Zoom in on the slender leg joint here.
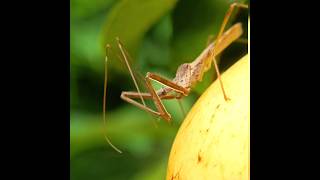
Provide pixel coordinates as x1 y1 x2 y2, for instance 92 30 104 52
146 72 189 96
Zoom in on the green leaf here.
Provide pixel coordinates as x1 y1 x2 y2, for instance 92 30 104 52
71 0 115 20
101 0 178 72
137 15 173 69
71 16 107 72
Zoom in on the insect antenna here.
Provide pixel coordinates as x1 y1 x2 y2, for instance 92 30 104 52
103 45 122 153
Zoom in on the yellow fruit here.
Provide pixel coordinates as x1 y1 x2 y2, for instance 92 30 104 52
166 54 249 180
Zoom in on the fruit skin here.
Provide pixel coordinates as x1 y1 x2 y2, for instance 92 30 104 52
166 54 249 180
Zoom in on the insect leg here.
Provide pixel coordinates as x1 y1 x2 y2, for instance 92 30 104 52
144 72 191 122
121 72 189 122
144 75 172 122
210 3 248 101
120 91 176 121
215 2 248 44
116 38 147 108
120 91 161 116
146 72 190 96
146 72 191 119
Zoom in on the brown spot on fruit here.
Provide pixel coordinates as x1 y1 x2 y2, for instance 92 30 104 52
171 171 180 180
197 153 202 163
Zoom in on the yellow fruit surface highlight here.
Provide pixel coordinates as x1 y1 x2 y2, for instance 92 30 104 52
166 54 249 180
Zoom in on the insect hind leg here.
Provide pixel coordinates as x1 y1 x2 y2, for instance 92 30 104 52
216 3 248 42
211 2 248 101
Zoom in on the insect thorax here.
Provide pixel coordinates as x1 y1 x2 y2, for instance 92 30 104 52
173 63 192 88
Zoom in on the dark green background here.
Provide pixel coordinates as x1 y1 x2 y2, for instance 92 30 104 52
71 0 248 179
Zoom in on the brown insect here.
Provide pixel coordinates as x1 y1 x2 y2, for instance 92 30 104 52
103 3 248 153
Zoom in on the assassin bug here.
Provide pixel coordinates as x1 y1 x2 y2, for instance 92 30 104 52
103 3 248 153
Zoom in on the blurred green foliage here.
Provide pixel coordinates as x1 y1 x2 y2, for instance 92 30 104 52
71 0 248 179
